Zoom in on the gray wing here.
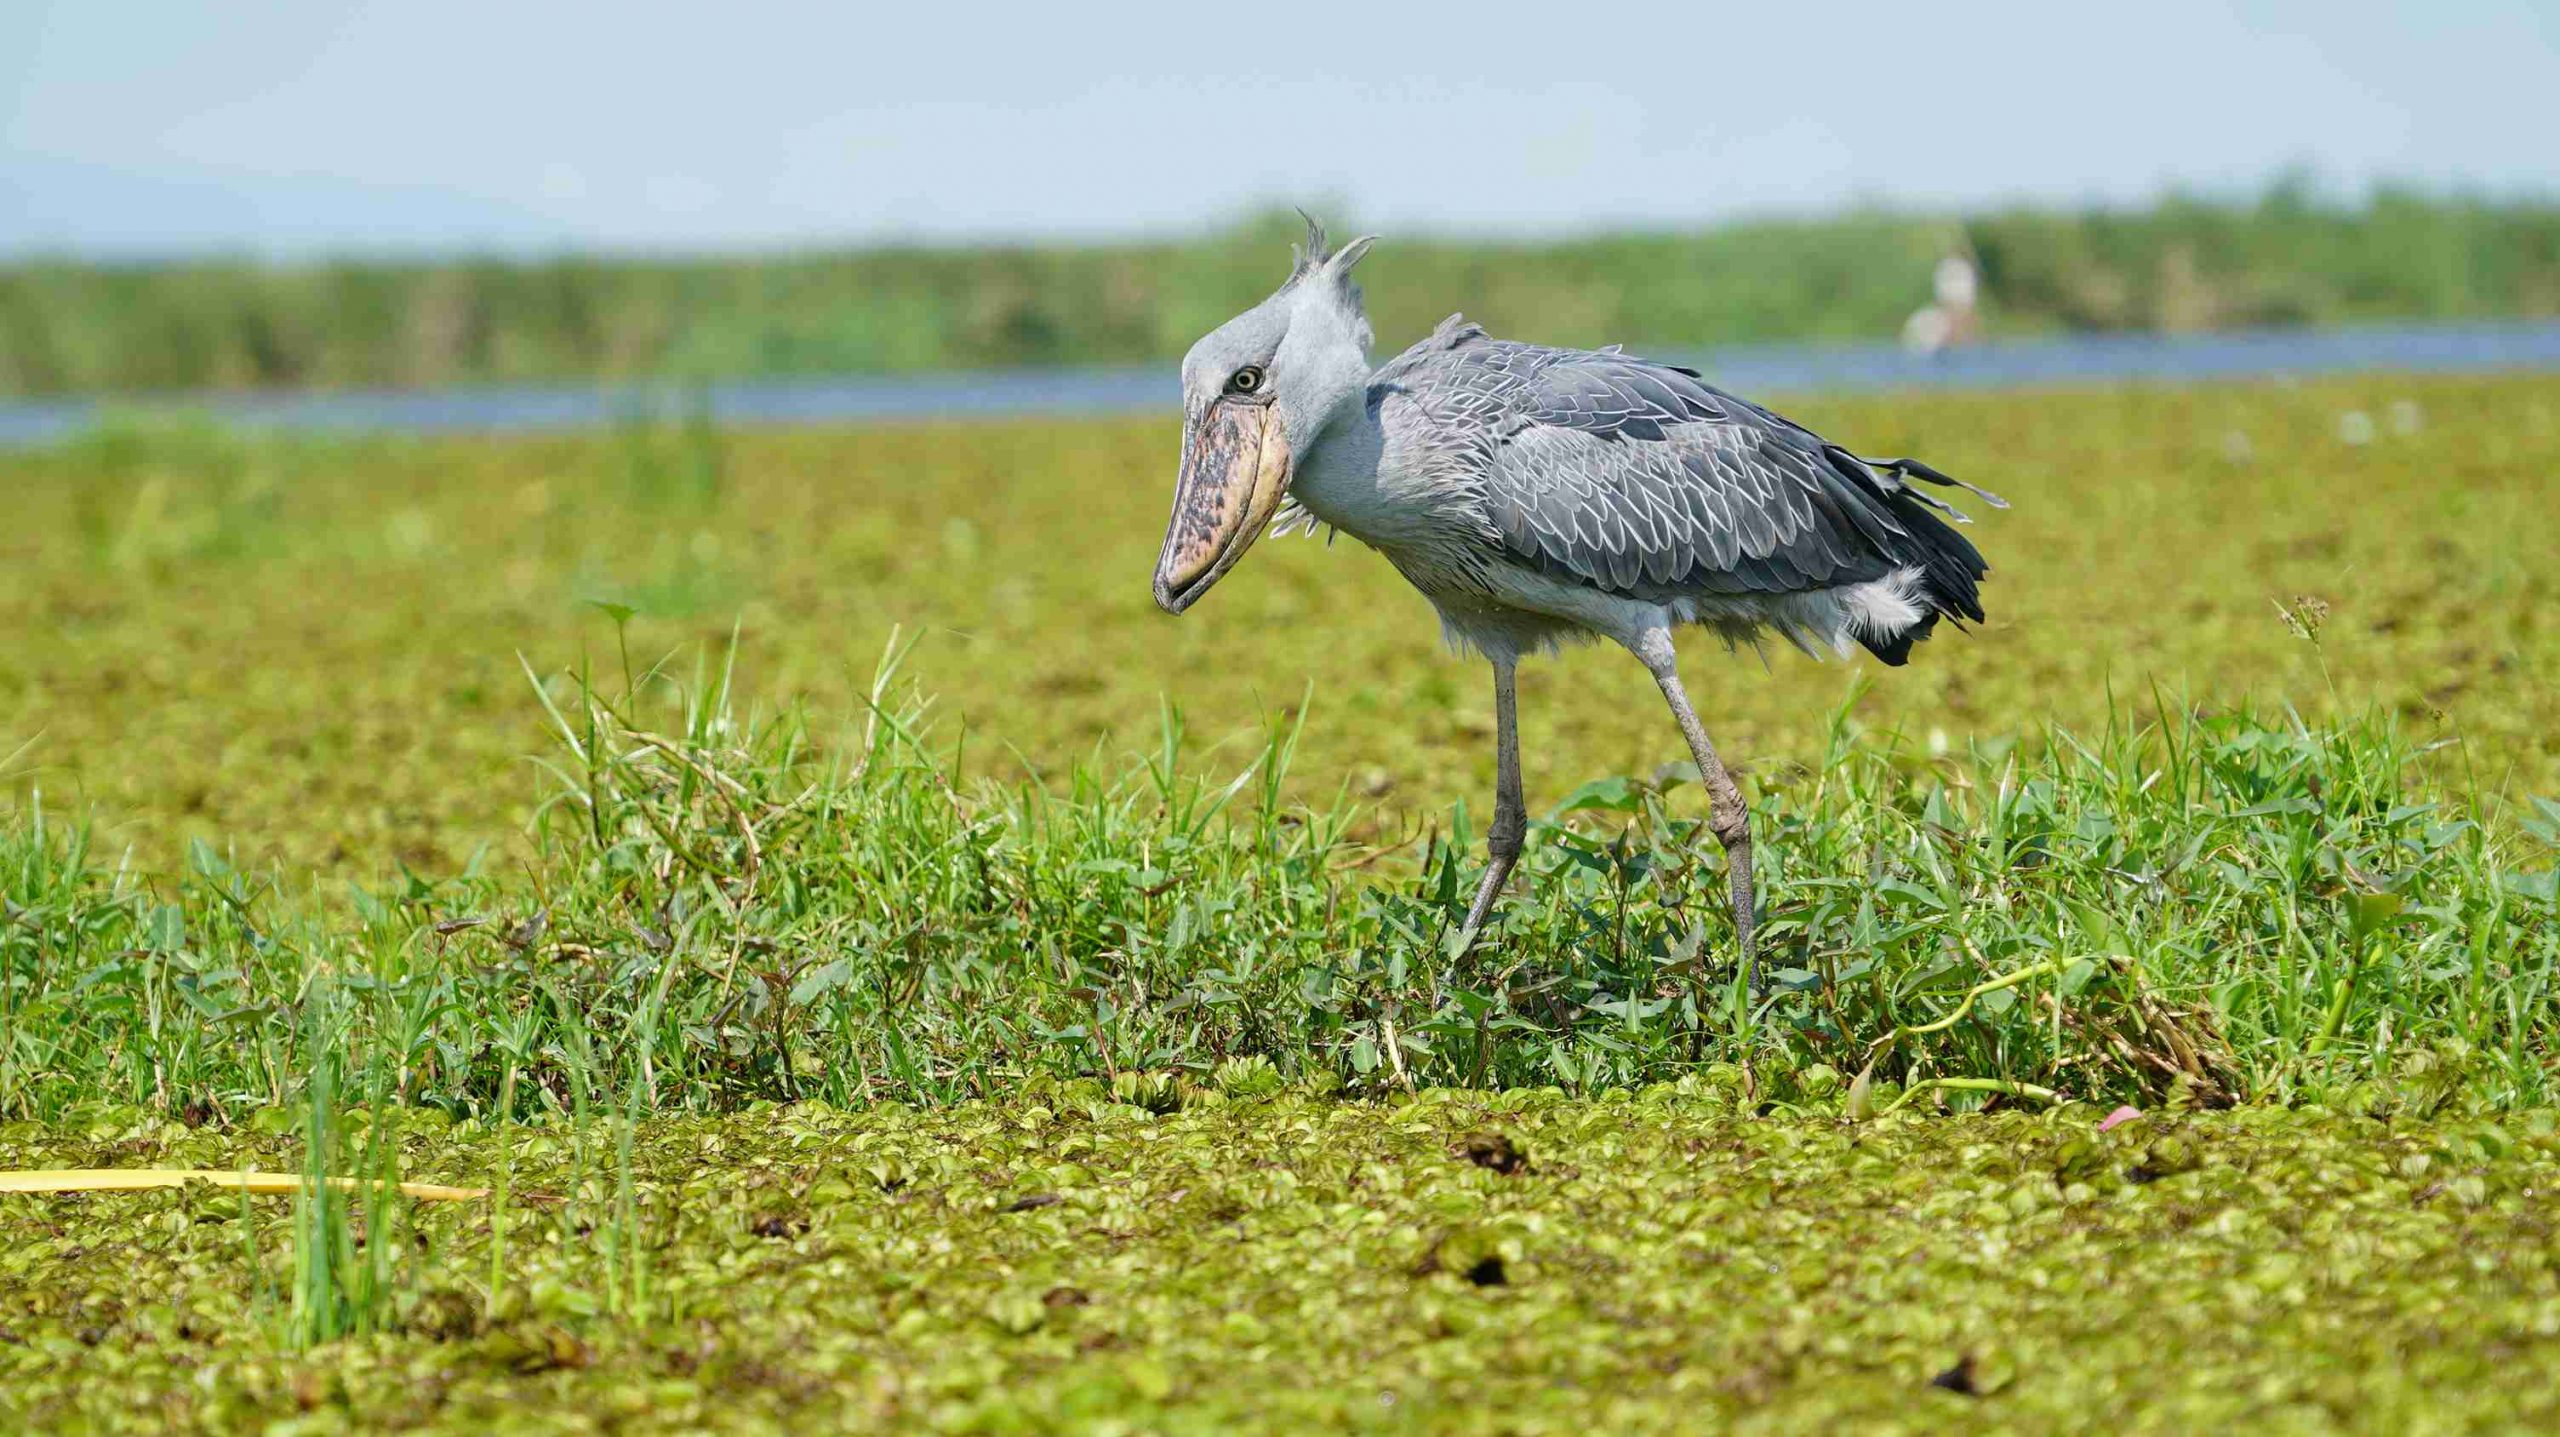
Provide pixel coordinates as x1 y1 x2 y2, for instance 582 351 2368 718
1378 323 1976 599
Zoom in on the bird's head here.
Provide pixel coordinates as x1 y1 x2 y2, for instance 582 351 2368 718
1153 215 1376 615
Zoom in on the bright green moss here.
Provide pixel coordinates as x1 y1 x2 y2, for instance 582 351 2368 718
5 1099 2557 1432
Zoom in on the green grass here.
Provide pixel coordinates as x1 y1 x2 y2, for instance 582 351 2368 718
4 636 2555 1122
7 184 2560 397
4 375 2560 1428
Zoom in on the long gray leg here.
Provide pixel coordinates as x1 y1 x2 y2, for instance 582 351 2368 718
1454 655 1525 954
1632 630 1758 992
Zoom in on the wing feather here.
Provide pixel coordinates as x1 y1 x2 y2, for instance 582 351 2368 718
1382 337 1931 598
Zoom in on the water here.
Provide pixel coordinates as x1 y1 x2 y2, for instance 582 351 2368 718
7 319 2560 449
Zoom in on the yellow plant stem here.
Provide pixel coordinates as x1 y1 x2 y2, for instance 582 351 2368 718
0 1169 488 1201
1868 957 2074 1052
1847 954 2087 1119
1875 1077 2062 1117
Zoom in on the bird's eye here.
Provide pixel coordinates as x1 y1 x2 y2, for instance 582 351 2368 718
1228 366 1265 395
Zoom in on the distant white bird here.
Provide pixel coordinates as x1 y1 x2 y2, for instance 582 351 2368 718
1154 220 2003 988
1902 252 1982 355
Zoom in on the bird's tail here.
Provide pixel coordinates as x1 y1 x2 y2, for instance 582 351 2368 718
1844 455 2000 667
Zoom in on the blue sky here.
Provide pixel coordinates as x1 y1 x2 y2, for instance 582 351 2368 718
4 1 2556 257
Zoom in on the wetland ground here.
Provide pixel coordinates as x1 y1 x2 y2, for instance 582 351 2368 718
4 372 2559 1430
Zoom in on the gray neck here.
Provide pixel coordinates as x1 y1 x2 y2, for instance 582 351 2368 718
1288 377 1391 539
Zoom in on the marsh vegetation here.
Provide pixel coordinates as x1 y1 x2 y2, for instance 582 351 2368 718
4 373 2559 1429
8 186 2560 397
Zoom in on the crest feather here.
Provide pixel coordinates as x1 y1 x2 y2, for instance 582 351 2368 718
1286 211 1375 282
1288 210 1333 282
1278 211 1378 350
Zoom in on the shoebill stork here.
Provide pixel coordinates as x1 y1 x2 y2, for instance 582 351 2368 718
1152 220 2001 988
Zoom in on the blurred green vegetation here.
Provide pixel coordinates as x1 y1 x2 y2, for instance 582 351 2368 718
5 184 2558 397
6 374 2555 879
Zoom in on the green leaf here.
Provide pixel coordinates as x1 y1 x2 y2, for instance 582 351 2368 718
1554 777 1643 814
2524 796 2560 846
790 958 857 1005
2347 891 2406 943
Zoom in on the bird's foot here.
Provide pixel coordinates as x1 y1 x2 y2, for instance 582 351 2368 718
1453 849 1521 958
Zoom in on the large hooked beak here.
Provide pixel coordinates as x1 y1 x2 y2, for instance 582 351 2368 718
1152 397 1292 614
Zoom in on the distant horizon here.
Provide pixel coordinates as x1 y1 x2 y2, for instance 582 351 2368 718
5 170 2553 268
7 2 2555 261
